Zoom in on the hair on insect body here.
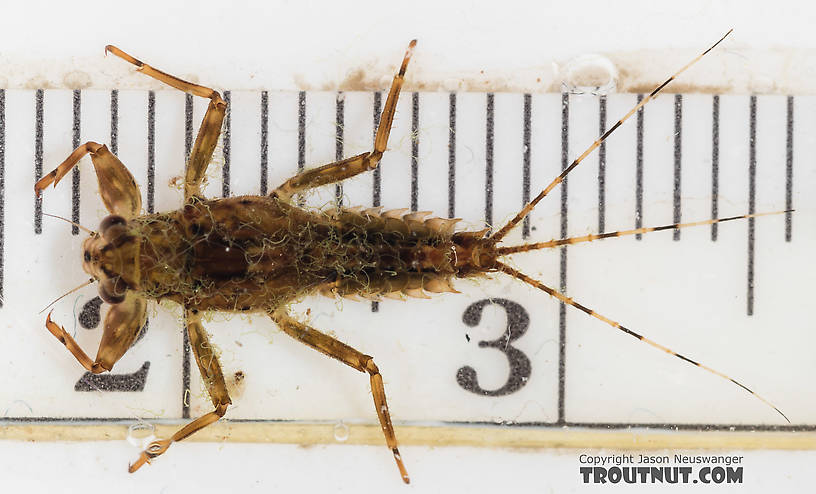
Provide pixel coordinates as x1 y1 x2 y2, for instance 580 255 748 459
35 30 790 483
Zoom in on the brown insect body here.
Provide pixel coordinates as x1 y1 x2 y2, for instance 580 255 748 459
88 196 484 312
37 32 786 482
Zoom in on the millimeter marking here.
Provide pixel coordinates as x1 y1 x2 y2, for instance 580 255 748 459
485 93 494 229
634 94 644 240
110 90 118 155
597 95 607 234
557 92 569 424
0 90 4 307
411 92 419 212
34 89 43 235
747 95 757 317
147 91 156 214
222 90 231 198
785 95 793 242
448 92 456 220
371 91 382 314
522 93 532 239
71 89 80 236
335 91 344 207
182 93 193 419
711 95 720 241
260 91 269 195
673 94 682 241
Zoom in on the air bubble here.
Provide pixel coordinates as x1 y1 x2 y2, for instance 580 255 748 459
3 400 32 416
127 422 156 448
333 421 349 442
562 54 618 96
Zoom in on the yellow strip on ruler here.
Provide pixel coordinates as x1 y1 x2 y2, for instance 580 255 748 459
2 423 815 450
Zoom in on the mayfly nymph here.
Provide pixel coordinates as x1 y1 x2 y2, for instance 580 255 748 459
36 31 788 483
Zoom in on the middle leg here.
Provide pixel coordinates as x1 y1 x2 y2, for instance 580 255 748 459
129 308 232 472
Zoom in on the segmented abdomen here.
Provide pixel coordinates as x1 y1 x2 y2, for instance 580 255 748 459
135 197 463 311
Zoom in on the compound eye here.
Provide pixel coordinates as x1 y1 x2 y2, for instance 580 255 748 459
100 215 129 244
84 251 91 262
100 215 126 233
100 214 126 231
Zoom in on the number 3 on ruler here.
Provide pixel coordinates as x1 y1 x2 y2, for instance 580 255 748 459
457 299 532 396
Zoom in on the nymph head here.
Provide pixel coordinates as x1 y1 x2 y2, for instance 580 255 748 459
82 215 140 304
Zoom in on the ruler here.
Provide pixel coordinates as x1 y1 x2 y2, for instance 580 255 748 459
0 88 813 445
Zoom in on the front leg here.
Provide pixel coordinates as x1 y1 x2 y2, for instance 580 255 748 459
44 291 147 374
105 45 227 202
35 141 142 219
269 308 410 484
272 40 416 203
129 308 231 472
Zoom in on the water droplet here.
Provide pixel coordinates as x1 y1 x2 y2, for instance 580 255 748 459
127 422 156 448
442 78 460 91
333 421 349 442
561 54 618 96
63 70 92 89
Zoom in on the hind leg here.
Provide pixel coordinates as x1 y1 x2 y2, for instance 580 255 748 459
272 40 416 203
269 308 410 484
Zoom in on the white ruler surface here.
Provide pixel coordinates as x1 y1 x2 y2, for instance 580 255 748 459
0 89 813 436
